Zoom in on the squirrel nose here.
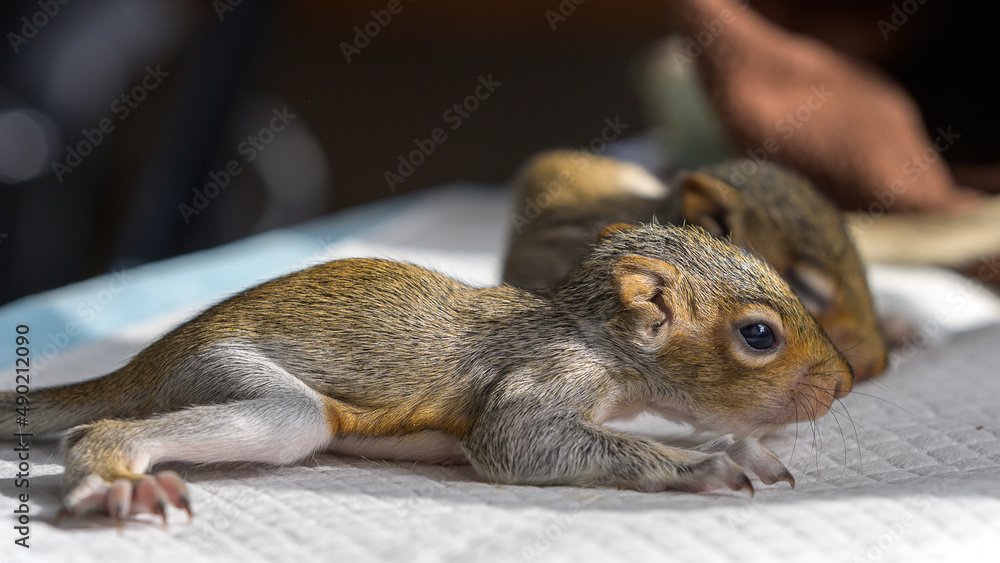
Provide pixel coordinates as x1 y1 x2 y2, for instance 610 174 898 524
833 379 850 399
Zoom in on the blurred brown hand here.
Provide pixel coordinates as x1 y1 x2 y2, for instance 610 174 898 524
674 0 981 212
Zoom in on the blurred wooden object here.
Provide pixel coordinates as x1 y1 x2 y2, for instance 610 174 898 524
846 197 1000 276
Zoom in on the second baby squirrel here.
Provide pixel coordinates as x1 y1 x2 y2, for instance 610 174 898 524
1 223 852 523
503 151 887 380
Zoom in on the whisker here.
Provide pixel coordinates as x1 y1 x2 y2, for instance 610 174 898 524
860 377 893 394
836 397 863 475
799 391 820 473
835 323 879 359
844 390 913 416
805 383 836 400
812 397 822 459
825 403 873 438
824 406 849 479
859 377 911 406
806 394 822 475
789 399 800 467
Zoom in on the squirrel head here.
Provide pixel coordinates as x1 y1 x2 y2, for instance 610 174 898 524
678 161 887 380
555 222 853 436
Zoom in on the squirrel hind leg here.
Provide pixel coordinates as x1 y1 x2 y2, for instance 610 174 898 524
58 383 334 525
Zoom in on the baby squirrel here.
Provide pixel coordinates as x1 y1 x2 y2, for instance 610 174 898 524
503 150 887 380
1 223 852 524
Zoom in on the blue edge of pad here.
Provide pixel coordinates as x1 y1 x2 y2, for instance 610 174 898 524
0 193 422 371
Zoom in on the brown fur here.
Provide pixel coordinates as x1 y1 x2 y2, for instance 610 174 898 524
1 223 851 523
503 150 887 379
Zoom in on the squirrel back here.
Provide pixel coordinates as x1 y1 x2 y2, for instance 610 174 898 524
2 223 851 441
1 223 854 521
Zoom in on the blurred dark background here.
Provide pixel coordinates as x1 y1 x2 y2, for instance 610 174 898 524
0 0 994 304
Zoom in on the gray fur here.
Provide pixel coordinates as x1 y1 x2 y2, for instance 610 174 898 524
0 223 851 519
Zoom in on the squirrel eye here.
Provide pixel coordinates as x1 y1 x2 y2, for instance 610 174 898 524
740 323 775 350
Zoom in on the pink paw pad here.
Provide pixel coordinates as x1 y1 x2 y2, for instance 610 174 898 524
57 470 191 525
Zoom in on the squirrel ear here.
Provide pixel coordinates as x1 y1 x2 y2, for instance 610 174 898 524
612 255 681 345
597 222 637 242
680 172 740 237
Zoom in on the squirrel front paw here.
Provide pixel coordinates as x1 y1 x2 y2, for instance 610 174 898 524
644 451 754 496
695 435 795 488
727 437 795 487
57 470 191 525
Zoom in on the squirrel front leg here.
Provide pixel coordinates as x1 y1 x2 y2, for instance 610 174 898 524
692 435 795 487
461 403 753 495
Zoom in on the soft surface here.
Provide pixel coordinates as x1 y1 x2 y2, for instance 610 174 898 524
3 182 1000 563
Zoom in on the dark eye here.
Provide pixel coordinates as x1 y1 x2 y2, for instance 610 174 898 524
740 323 775 350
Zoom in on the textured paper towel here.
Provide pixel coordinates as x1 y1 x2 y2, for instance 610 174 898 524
2 184 1000 563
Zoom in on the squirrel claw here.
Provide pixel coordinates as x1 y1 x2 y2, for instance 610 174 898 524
58 470 191 526
775 467 795 489
151 470 192 521
107 479 132 523
133 477 170 526
177 493 194 521
723 436 796 489
673 452 754 496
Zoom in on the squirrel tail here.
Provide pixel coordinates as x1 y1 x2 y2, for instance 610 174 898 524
1 369 142 438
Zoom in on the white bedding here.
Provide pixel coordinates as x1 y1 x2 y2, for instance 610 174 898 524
3 182 1000 563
